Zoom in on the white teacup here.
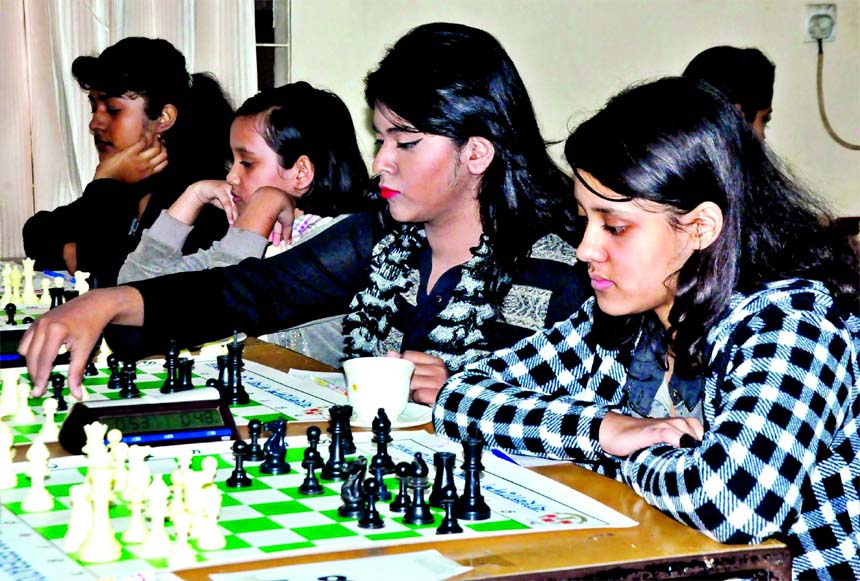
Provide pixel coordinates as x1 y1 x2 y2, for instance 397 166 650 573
342 357 415 423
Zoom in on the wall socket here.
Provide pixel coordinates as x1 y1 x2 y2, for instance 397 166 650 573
805 3 837 42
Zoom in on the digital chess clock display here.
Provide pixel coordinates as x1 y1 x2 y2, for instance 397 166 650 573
101 409 225 434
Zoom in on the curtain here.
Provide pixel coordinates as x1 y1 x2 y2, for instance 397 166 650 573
0 0 257 260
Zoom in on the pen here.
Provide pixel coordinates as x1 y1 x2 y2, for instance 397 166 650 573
491 448 519 465
312 375 346 395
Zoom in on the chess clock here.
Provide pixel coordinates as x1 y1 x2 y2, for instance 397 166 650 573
59 387 238 454
1 326 69 369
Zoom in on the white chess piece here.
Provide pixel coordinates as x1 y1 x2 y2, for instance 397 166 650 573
121 479 149 544
0 264 11 307
74 271 91 295
167 509 196 568
195 484 226 551
0 368 20 418
0 421 18 489
82 422 110 471
38 279 51 307
140 476 172 559
38 397 60 441
63 482 93 552
21 437 54 512
21 258 39 306
12 382 35 423
8 266 22 306
77 465 121 562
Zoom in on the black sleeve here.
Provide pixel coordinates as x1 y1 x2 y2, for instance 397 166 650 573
105 212 383 359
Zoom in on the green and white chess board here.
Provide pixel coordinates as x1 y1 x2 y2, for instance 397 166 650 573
0 431 636 580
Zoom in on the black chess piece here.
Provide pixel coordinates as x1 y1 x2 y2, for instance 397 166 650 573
4 303 16 326
454 424 491 521
403 453 434 525
21 316 34 324
429 452 458 508
63 290 79 303
368 454 392 502
334 404 356 455
321 405 351 481
118 361 141 399
338 457 367 518
298 426 324 495
48 286 64 309
371 408 396 474
84 361 98 377
357 477 385 529
206 354 228 394
226 440 253 487
160 340 181 394
50 373 68 412
176 358 195 391
260 418 290 474
245 419 265 462
107 354 121 390
388 461 412 513
436 487 463 535
223 338 249 405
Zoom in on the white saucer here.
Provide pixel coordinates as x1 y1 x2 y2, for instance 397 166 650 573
333 403 433 429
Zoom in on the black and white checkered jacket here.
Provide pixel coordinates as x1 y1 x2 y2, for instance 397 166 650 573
434 279 860 580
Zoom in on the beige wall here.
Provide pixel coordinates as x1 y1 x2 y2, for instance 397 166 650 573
291 0 860 215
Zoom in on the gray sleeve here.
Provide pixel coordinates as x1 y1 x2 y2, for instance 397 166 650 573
117 211 268 283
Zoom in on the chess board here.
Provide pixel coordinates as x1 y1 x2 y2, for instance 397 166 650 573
0 431 636 580
4 356 348 446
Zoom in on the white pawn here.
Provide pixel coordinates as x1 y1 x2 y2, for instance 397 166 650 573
8 266 22 306
12 382 35 423
140 476 171 559
0 264 11 306
38 397 60 441
63 482 93 552
107 429 129 496
22 437 54 512
0 368 20 418
121 479 149 543
21 258 39 306
74 271 90 295
77 466 121 563
38 279 51 308
167 509 196 568
195 485 226 551
0 421 18 489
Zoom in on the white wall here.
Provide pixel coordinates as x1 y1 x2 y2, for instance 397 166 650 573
291 0 860 215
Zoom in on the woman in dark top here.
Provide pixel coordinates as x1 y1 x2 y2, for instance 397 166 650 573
22 37 232 287
21 23 589 405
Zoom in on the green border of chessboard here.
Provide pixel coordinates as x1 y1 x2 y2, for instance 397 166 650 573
2 446 530 577
6 366 293 446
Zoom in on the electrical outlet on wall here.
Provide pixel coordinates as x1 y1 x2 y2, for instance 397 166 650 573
804 3 837 42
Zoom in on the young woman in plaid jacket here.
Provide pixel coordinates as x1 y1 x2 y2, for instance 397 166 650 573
435 77 860 579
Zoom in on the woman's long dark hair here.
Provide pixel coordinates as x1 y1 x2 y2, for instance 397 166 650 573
236 82 370 216
565 77 859 377
364 22 574 287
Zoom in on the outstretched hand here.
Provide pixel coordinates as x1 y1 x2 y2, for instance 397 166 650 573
168 180 236 225
599 411 705 457
386 350 449 405
94 137 168 183
17 287 144 399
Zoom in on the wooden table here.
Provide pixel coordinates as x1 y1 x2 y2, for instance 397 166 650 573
173 341 792 580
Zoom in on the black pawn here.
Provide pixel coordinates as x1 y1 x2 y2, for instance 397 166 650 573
436 487 463 535
455 424 491 521
368 454 392 502
21 316 34 324
226 441 252 487
63 290 79 303
245 419 265 462
429 452 459 508
370 409 396 474
298 426 324 495
357 477 385 529
107 354 121 390
119 361 140 399
403 453 434 525
4 303 16 325
389 461 412 513
84 361 98 377
48 286 64 309
50 373 68 412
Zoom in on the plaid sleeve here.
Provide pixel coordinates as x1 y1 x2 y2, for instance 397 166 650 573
433 299 629 462
620 300 857 547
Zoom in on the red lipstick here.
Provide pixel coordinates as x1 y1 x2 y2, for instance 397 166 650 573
380 186 400 200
